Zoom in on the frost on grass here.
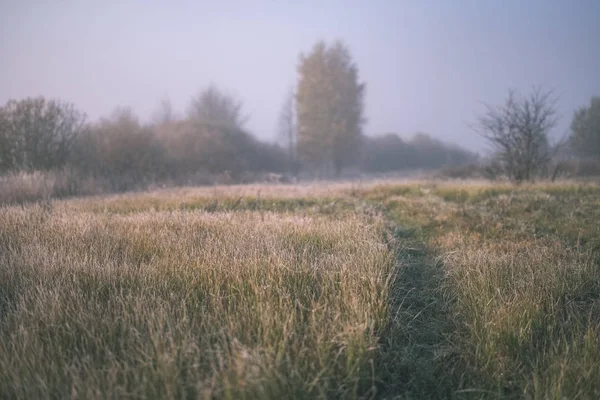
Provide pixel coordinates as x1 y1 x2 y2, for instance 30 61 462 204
0 205 392 399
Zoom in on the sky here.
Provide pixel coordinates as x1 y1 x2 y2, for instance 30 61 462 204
1 0 599 152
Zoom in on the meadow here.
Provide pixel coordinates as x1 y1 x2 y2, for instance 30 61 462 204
1 180 599 399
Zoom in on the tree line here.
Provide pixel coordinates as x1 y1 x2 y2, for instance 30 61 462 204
0 89 293 192
1 39 599 189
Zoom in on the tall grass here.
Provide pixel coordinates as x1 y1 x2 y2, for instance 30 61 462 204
1 180 599 398
374 182 600 398
0 170 105 205
0 203 393 399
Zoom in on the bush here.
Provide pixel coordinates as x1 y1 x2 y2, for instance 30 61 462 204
71 108 167 192
156 120 287 180
0 97 85 172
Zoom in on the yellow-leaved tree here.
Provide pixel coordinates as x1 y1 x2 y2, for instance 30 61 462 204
296 40 365 177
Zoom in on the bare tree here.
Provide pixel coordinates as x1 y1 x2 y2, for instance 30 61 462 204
473 87 559 182
277 87 297 175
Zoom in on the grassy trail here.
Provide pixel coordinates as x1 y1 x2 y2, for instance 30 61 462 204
1 181 599 399
362 182 600 399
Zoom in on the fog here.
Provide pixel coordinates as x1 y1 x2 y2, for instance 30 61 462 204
2 1 598 153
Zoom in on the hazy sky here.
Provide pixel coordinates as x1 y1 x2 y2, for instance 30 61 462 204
1 0 599 152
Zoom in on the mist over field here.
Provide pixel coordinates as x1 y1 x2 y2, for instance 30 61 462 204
2 1 599 151
1 2 600 399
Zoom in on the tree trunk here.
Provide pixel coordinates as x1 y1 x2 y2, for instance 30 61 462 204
334 161 342 178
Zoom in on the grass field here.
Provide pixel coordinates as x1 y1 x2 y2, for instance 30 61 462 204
1 180 600 399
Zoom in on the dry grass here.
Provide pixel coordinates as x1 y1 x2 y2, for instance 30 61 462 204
0 202 392 399
370 181 600 398
0 170 104 205
1 179 600 399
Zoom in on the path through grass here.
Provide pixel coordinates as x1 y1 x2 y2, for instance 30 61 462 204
1 181 599 399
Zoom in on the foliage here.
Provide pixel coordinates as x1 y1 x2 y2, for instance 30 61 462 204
71 108 166 191
157 119 288 181
363 132 478 172
0 97 86 172
296 40 365 176
152 96 176 125
570 96 600 159
187 85 248 130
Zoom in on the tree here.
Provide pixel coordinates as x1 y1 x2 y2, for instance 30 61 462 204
152 96 176 125
0 97 86 172
0 110 11 172
187 85 248 130
296 40 365 177
570 97 600 159
473 87 559 182
277 87 297 174
73 107 165 191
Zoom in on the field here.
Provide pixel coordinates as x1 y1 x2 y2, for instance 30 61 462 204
1 180 600 399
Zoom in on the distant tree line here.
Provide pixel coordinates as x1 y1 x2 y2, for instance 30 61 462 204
1 39 599 191
0 94 475 190
0 88 288 191
362 132 478 172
